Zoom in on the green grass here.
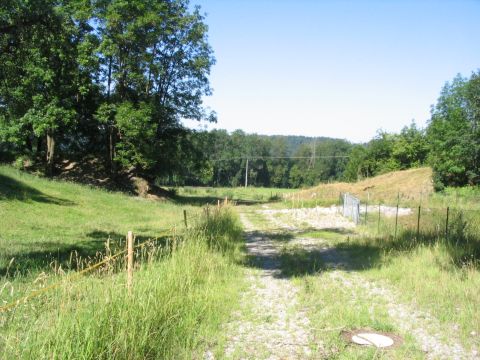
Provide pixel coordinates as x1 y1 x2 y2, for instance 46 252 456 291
425 186 480 210
175 185 292 205
248 210 424 358
0 166 248 359
0 165 200 277
343 227 480 348
1 208 246 359
296 275 424 359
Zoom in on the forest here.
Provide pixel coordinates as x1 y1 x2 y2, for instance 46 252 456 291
1 0 479 190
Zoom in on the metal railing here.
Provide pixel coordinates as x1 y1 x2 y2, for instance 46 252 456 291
341 192 360 224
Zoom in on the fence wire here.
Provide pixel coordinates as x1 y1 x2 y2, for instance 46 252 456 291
0 205 216 313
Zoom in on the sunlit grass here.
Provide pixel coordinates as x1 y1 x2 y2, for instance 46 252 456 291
1 204 246 359
0 165 199 277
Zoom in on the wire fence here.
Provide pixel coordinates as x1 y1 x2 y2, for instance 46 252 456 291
354 197 480 262
0 199 227 314
337 192 480 261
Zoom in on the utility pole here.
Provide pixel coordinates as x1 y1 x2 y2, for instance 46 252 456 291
312 139 316 167
245 158 249 188
309 139 316 168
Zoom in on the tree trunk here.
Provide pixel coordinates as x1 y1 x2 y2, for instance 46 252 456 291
25 136 32 153
36 136 42 157
108 125 116 176
46 129 55 176
106 56 117 176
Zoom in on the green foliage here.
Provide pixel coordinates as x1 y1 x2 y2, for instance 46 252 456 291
114 102 156 170
94 0 216 172
156 130 353 188
343 125 428 182
393 122 429 169
427 72 480 188
0 0 215 175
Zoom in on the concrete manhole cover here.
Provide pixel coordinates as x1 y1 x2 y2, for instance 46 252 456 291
341 329 403 349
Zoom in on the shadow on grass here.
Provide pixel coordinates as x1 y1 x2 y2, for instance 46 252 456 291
0 173 75 205
242 227 383 278
0 230 170 277
369 227 480 269
279 243 383 277
294 227 357 240
278 229 480 278
172 194 265 207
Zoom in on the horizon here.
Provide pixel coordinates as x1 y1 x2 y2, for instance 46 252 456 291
184 0 480 142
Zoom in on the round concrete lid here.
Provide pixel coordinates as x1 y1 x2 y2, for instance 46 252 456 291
351 333 394 348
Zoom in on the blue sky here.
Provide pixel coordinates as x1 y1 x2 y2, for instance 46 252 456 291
184 0 480 143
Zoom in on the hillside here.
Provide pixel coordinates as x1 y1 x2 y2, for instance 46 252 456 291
291 167 433 204
0 165 199 276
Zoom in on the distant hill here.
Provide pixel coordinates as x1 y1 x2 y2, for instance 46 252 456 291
288 167 433 204
259 135 351 156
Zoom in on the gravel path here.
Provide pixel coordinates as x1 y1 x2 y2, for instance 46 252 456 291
209 213 315 359
260 206 355 231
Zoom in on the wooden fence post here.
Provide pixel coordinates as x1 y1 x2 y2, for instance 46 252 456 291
183 209 188 229
416 205 421 241
365 200 368 225
394 193 400 240
445 207 450 240
377 202 381 234
127 231 134 294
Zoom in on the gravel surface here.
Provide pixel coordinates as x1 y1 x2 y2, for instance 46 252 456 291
209 214 315 359
209 206 477 359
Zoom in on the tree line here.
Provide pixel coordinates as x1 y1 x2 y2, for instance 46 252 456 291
157 130 352 188
345 71 480 191
1 1 479 190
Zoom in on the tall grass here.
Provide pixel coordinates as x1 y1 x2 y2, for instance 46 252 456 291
347 208 480 348
1 208 245 359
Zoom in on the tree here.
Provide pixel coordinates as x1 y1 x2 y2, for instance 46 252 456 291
343 145 367 181
392 122 428 169
427 72 480 189
95 0 216 176
0 0 97 174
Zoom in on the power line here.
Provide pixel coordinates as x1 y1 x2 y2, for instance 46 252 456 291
208 155 349 162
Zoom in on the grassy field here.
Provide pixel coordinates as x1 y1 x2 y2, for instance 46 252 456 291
3 165 480 358
0 166 247 359
0 165 206 277
174 185 292 205
239 207 426 359
236 167 480 356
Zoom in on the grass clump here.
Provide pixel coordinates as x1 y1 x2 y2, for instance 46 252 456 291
1 207 245 359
